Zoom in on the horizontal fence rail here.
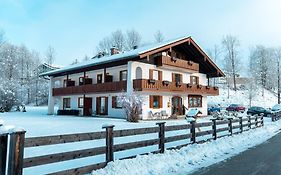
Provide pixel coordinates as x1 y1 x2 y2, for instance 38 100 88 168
0 114 272 175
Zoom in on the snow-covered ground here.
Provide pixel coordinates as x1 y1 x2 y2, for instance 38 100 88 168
92 118 281 175
208 86 277 108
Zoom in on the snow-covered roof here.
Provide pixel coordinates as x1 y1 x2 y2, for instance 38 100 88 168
40 36 190 77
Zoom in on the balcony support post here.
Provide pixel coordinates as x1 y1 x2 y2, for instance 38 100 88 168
127 61 134 93
47 76 55 115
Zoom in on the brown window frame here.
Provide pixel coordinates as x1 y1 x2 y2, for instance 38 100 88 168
112 96 123 109
149 69 162 81
78 97 84 108
149 95 163 109
63 98 71 109
190 76 199 85
97 74 103 84
188 95 202 108
172 73 182 83
119 70 127 81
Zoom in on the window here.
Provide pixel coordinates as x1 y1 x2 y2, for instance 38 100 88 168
112 96 123 108
63 98 71 109
120 70 127 81
173 73 182 83
97 74 103 83
78 97 84 108
190 76 199 85
149 95 162 109
188 95 202 108
149 69 162 80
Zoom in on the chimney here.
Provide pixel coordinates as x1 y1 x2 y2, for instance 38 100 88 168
133 45 138 50
110 47 119 55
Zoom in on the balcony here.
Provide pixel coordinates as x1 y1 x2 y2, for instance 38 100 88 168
156 55 199 72
53 81 127 96
133 79 219 96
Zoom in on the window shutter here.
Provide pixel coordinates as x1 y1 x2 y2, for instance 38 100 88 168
172 73 175 82
105 97 108 114
149 69 153 79
159 96 163 108
180 74 183 83
112 96 116 108
158 71 162 81
149 96 153 108
96 97 100 114
196 77 199 84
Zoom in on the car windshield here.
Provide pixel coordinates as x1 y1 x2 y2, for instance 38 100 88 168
230 104 238 107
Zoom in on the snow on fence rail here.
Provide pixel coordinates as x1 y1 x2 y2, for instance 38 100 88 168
0 115 267 175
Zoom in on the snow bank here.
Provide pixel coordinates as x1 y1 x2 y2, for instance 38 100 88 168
92 118 281 175
208 86 277 108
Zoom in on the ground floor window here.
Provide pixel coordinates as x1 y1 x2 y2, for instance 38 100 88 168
149 95 162 109
112 96 123 108
63 98 71 109
188 95 202 108
78 97 84 108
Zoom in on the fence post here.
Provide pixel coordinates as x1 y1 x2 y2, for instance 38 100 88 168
102 124 115 163
272 113 275 122
239 117 243 133
228 118 233 135
248 116 251 129
156 122 165 153
255 115 258 127
0 133 8 175
7 130 26 175
190 121 196 143
261 115 264 126
211 119 217 140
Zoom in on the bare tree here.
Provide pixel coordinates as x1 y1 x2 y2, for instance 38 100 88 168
126 29 141 50
0 30 4 47
97 36 112 55
45 46 56 65
207 44 221 86
154 30 164 43
222 35 240 91
111 30 125 52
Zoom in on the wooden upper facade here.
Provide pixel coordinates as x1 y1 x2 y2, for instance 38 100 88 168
43 36 224 96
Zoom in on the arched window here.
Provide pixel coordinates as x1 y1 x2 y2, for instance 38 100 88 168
136 67 142 79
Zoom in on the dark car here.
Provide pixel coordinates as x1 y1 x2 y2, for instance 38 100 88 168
226 104 245 112
208 106 221 115
247 106 272 117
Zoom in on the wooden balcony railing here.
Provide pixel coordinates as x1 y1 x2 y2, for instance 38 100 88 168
53 81 127 96
133 79 219 96
156 55 199 72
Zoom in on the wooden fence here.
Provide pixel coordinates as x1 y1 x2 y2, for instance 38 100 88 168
0 115 265 175
272 111 281 121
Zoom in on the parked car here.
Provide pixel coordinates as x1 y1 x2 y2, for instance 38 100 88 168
271 104 281 112
247 106 272 117
226 104 245 112
208 106 221 115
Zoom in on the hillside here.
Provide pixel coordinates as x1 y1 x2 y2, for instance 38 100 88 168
208 86 278 108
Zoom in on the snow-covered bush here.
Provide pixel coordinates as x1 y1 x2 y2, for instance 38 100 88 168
118 92 142 122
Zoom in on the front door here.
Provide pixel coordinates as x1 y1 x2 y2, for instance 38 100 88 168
83 97 92 116
172 96 183 115
96 97 108 115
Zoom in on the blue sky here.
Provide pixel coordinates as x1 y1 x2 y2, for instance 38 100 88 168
1 0 281 66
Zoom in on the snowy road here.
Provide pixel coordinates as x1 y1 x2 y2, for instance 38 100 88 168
191 131 281 175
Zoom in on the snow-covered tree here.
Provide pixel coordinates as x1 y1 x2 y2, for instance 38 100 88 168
118 92 142 122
